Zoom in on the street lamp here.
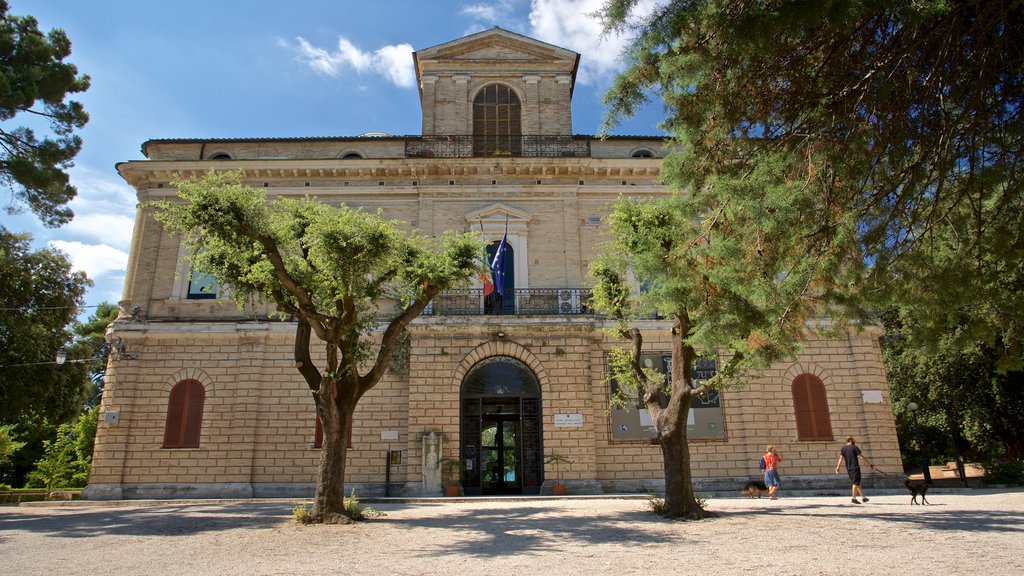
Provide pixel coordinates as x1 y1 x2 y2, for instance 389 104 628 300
907 402 933 486
55 347 68 365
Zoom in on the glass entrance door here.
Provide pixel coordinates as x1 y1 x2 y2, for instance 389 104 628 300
481 414 520 494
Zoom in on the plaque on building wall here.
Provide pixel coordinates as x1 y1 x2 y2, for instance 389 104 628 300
554 413 584 427
609 353 726 440
861 390 884 404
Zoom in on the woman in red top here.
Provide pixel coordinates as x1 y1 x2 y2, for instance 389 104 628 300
763 444 782 500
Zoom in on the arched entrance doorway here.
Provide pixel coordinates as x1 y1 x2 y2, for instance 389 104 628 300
460 356 543 495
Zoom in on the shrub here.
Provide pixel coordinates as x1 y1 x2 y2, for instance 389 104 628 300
983 459 1024 486
344 489 384 520
292 504 312 524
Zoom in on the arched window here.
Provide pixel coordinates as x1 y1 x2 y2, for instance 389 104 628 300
209 153 232 160
631 149 654 158
163 380 205 448
792 373 833 441
473 84 521 156
341 152 363 159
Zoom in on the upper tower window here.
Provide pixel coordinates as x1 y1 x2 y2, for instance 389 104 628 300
473 84 522 156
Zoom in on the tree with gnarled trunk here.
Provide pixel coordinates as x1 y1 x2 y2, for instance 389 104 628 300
590 194 844 519
152 171 481 523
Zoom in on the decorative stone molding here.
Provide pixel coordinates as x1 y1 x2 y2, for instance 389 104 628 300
453 339 549 391
163 368 216 395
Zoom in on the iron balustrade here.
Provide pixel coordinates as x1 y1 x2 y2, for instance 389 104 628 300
405 135 591 158
424 288 590 316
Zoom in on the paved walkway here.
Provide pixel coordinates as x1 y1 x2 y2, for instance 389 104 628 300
2 489 1022 575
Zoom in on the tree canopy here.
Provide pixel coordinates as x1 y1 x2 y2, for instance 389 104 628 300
0 226 91 424
152 170 482 522
601 0 1024 367
590 193 825 518
0 0 90 227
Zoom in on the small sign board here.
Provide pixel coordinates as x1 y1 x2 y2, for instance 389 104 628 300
380 430 399 441
861 390 884 404
554 413 584 427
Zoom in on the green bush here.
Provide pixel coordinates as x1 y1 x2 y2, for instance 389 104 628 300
983 459 1024 486
344 489 384 520
293 504 313 524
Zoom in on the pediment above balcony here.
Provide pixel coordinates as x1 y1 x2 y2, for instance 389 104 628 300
465 203 531 235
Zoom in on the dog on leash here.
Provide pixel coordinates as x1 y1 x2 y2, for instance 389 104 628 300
905 479 930 505
740 480 770 499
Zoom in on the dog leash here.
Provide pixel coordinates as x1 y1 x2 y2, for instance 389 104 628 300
871 467 904 481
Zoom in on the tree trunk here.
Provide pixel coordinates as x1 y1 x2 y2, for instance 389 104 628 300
659 396 711 520
310 383 354 524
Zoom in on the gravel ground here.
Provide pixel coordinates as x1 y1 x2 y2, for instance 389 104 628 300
2 489 1023 576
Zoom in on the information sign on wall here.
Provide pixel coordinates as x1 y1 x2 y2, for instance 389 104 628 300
554 413 584 427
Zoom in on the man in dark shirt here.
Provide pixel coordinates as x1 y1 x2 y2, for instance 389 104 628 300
836 436 873 504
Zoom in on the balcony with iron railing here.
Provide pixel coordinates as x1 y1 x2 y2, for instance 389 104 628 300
424 288 590 316
405 135 591 159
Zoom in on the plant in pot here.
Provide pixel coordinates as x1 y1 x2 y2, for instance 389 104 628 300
440 457 465 497
545 453 572 496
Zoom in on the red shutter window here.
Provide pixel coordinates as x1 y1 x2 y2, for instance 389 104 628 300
163 380 205 448
792 374 834 441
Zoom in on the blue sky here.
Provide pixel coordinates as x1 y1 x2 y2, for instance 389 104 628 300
3 0 665 316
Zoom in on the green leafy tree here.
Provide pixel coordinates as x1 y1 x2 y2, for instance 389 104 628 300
590 194 838 519
152 171 481 523
0 0 90 227
883 313 1024 466
71 301 118 406
600 0 1024 367
25 406 96 490
0 423 25 468
0 226 91 425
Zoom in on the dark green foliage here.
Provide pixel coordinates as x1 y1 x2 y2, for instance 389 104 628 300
25 406 97 489
0 1 90 227
883 312 1024 469
601 0 1024 367
0 227 91 425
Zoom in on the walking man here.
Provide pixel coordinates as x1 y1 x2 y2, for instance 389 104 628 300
836 436 873 504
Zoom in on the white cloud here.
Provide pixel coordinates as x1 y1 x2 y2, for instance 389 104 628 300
527 0 661 85
462 3 499 21
291 36 416 88
48 240 129 280
65 166 138 250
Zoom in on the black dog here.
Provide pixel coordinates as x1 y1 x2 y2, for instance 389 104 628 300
739 480 770 499
905 479 930 505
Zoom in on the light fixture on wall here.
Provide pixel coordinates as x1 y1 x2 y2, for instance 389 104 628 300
496 331 506 339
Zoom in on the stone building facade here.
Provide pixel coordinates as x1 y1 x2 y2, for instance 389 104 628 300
85 28 900 500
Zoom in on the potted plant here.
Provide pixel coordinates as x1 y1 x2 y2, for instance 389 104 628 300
545 453 572 496
440 457 465 497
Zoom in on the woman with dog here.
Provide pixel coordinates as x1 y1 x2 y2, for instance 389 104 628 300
836 436 874 504
762 444 782 500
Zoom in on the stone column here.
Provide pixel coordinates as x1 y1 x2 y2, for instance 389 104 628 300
420 75 438 135
555 75 573 135
452 75 472 134
522 75 541 134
